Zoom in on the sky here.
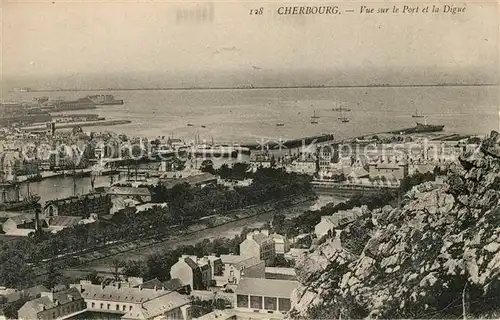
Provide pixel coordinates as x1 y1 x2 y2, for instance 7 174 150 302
2 0 499 86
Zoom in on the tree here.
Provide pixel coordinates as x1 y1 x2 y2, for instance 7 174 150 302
272 213 286 234
44 263 62 289
111 258 123 282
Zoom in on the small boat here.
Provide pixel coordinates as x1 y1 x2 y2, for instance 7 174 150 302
340 117 350 123
311 109 320 119
310 120 318 124
201 125 206 128
412 109 425 118
187 123 194 127
276 123 284 127
332 102 351 112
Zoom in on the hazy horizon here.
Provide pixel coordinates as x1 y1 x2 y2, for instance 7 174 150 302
3 1 498 90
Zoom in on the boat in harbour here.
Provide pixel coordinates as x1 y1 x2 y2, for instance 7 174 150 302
390 119 445 134
311 109 320 119
332 102 351 112
191 144 251 158
340 117 350 123
0 182 40 211
412 108 425 118
86 94 124 105
276 123 285 127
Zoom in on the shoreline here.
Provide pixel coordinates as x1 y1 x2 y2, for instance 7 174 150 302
20 119 132 131
14 83 498 93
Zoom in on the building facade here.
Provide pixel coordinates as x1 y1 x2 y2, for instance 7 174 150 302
170 256 212 290
17 288 86 320
43 192 111 218
218 255 265 286
368 161 409 181
234 278 297 315
239 230 276 265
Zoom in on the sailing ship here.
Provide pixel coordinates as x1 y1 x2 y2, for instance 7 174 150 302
0 182 41 211
390 118 445 134
332 102 351 112
310 108 319 124
412 109 425 118
276 123 285 127
338 103 351 123
311 108 320 119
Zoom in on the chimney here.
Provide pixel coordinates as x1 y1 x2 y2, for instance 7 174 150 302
154 285 157 291
139 285 143 291
101 282 105 289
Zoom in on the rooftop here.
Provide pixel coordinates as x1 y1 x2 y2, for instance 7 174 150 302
105 186 151 196
45 216 83 227
20 288 82 315
121 291 189 320
70 283 170 304
235 278 298 299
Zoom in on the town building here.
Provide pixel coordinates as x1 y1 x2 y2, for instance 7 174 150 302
102 186 152 203
44 215 96 233
43 192 111 218
125 277 190 295
161 172 218 189
368 160 409 181
217 255 265 287
0 213 47 236
234 278 297 315
120 291 191 320
265 267 297 281
70 281 169 315
170 255 213 290
287 158 316 175
269 233 290 255
314 207 365 239
17 287 86 320
239 230 276 265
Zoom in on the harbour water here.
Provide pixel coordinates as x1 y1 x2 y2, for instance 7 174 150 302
4 86 498 144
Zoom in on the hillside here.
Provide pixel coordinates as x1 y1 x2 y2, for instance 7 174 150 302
289 131 500 319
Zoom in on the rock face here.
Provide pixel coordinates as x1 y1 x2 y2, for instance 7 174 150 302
289 131 500 319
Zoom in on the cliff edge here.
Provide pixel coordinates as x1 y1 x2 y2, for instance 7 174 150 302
289 131 500 319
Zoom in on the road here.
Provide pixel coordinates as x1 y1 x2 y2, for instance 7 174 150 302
77 195 340 273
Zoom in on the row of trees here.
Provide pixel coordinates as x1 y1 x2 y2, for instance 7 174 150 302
122 228 253 281
0 167 312 289
275 171 438 236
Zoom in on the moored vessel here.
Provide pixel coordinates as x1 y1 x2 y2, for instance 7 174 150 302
86 94 124 105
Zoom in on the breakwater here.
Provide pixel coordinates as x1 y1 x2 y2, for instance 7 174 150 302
242 133 335 150
21 119 132 132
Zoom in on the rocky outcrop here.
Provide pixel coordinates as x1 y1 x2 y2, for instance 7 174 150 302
289 131 500 319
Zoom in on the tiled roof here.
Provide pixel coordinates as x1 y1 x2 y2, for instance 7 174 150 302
220 255 262 269
23 285 49 298
20 296 55 315
161 278 185 291
235 278 298 299
9 214 35 225
19 288 82 315
122 292 189 320
46 216 82 227
71 283 170 303
251 233 268 244
105 187 151 196
184 257 200 271
134 278 163 290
